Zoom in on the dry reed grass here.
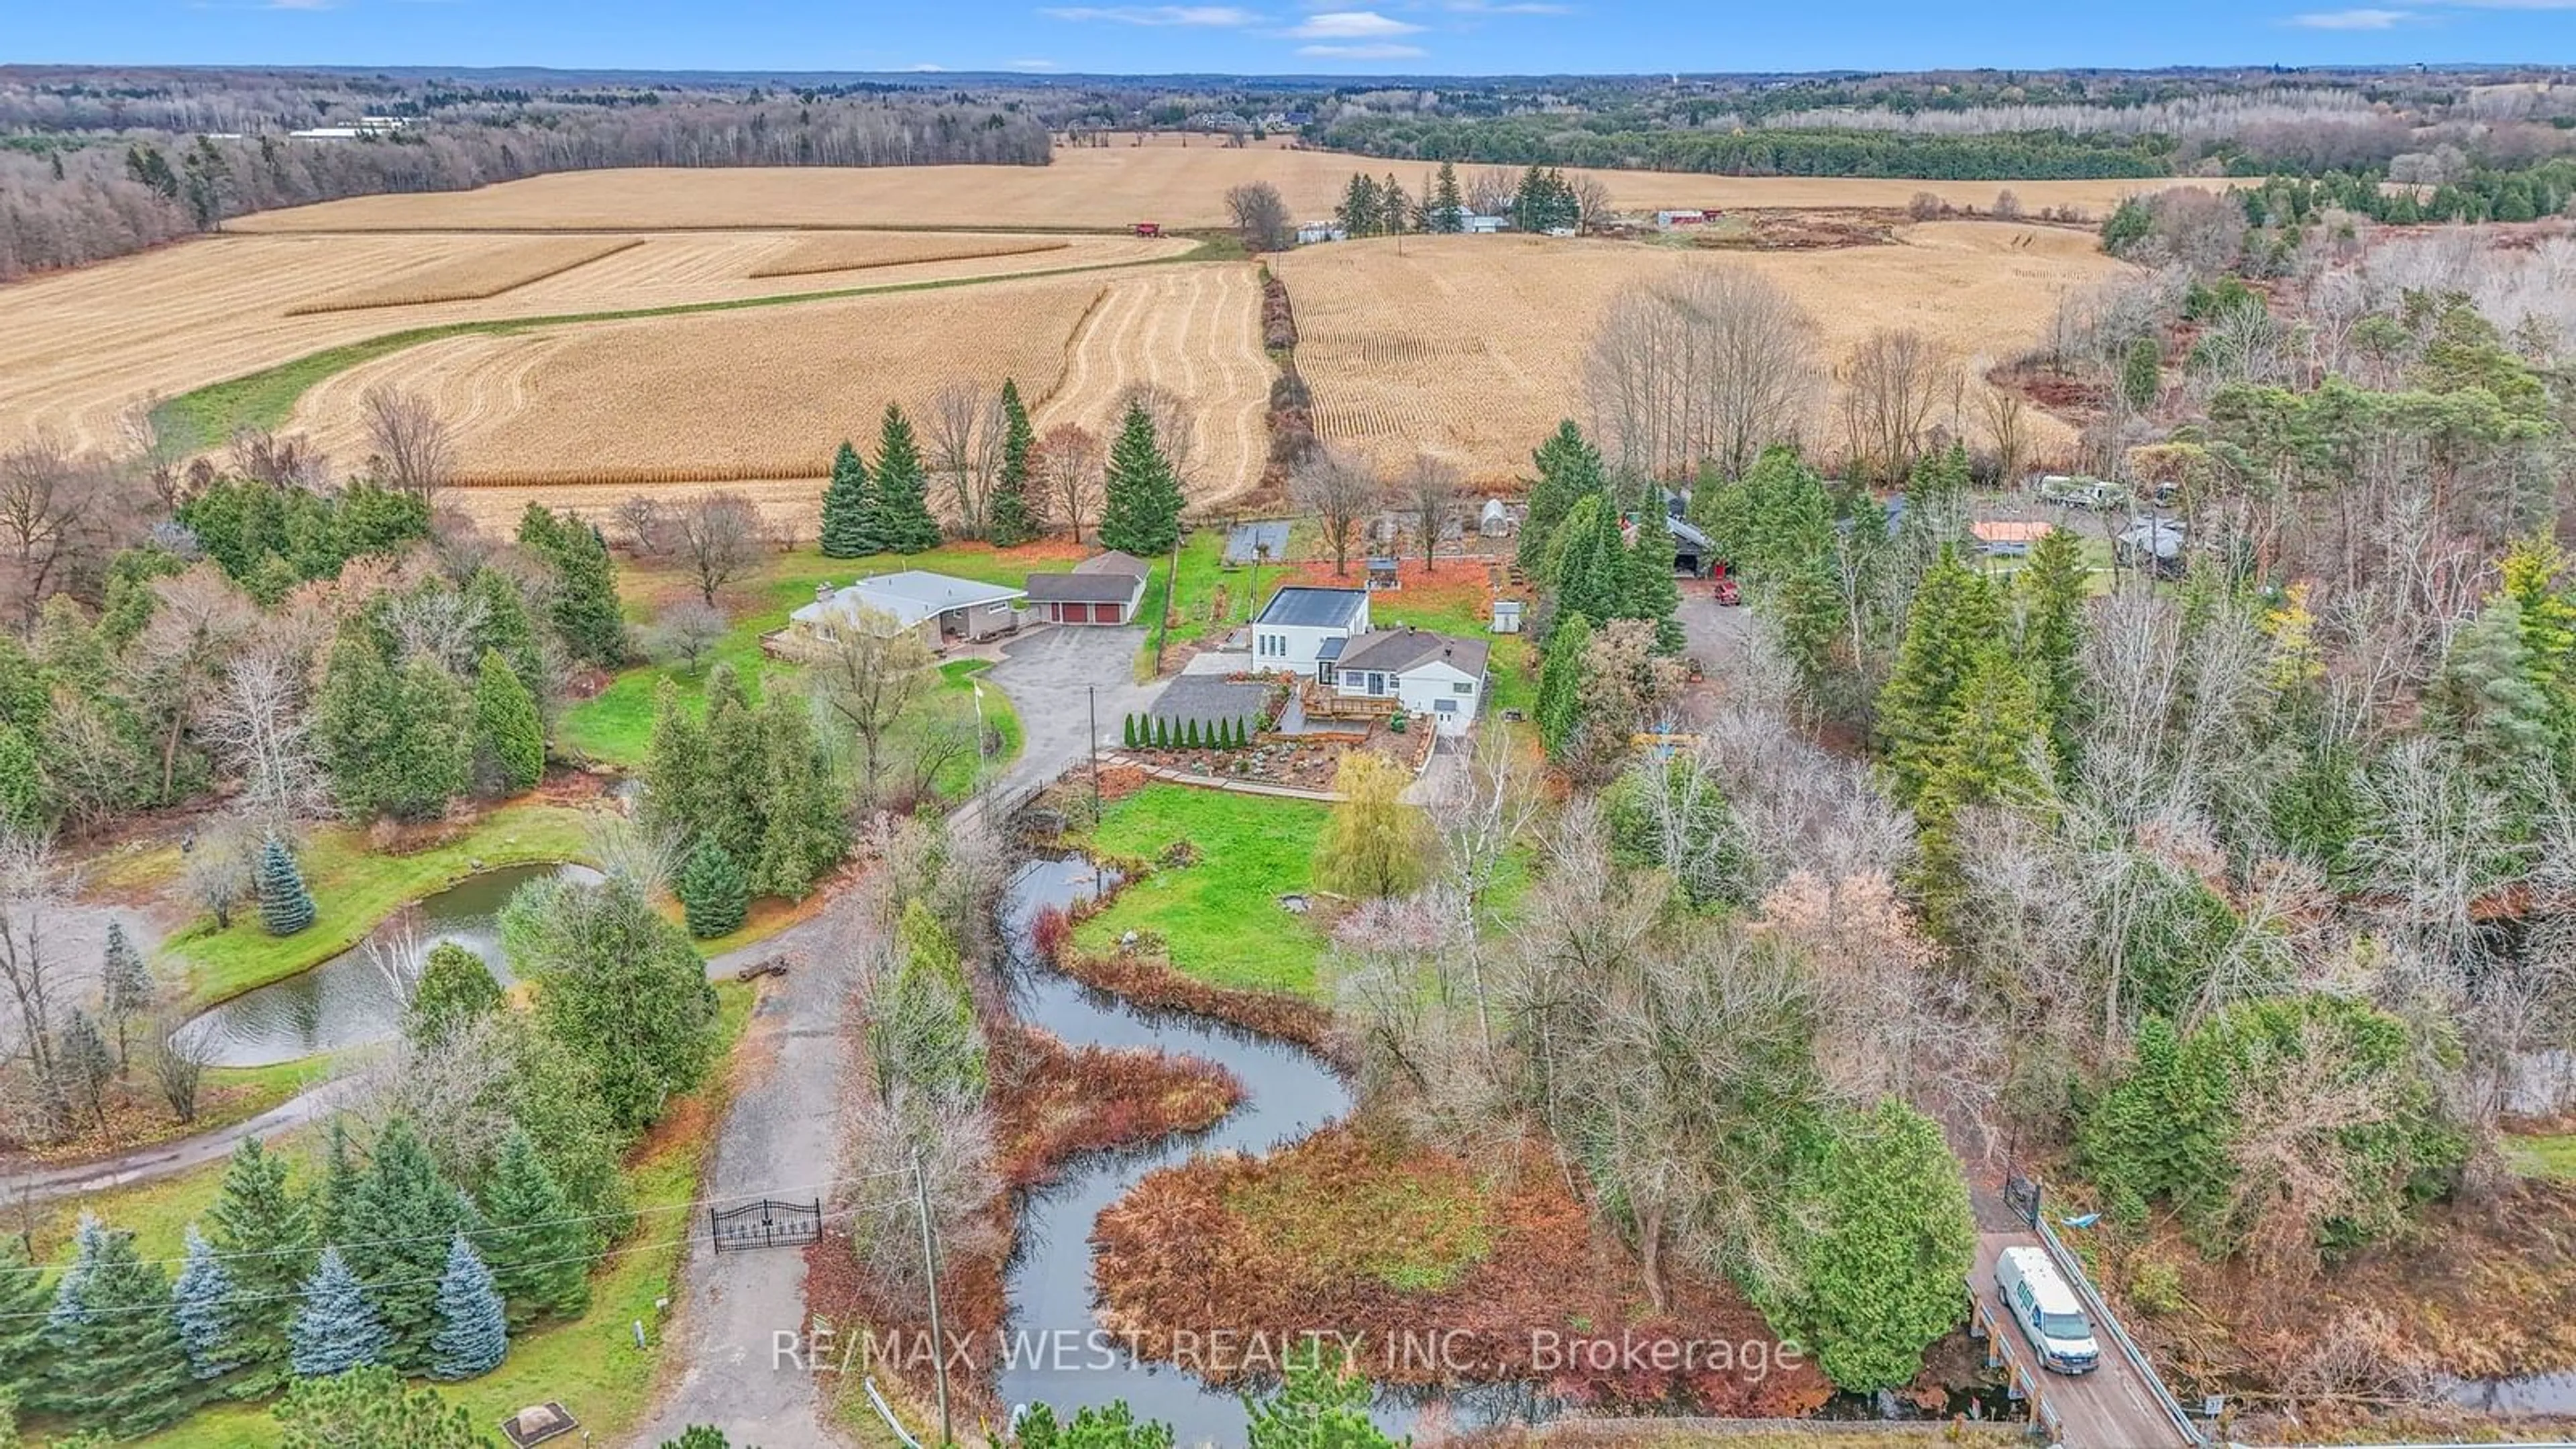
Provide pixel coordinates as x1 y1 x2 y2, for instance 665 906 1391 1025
280 237 644 314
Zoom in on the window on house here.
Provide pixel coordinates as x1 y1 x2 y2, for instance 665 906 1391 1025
1452 682 1474 694
1434 698 1458 714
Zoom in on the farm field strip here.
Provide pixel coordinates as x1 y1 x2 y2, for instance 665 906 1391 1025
0 229 1190 453
748 233 1072 277
225 152 2202 233
1034 262 1271 506
281 236 645 315
1273 223 2127 482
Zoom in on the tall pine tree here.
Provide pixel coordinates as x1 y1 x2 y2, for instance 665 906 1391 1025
1097 402 1183 558
288 1248 391 1379
676 837 749 939
987 380 1040 546
101 920 150 1074
2015 524 2090 766
205 1135 314 1399
427 1237 508 1381
472 650 545 795
1619 489 1686 653
314 1119 364 1250
1875 549 2006 808
339 1119 474 1373
753 691 847 899
476 1125 592 1325
41 1218 193 1438
863 405 943 555
1519 421 1607 578
517 505 627 667
171 1224 243 1383
1552 495 1627 625
1428 161 1465 232
818 440 873 558
1536 612 1594 759
0 1238 53 1406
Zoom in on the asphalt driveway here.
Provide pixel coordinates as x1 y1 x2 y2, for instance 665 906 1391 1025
981 625 1167 795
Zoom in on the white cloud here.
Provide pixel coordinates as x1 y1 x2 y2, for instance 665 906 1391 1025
901 62 949 70
1296 40 1430 56
1442 0 1572 11
1040 4 1260 23
1287 9 1424 36
2427 0 2576 8
1006 58 1066 69
2286 5 2414 23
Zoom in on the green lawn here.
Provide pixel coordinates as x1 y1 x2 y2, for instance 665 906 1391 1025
562 543 1064 766
2508 1132 2576 1181
166 801 598 1008
918 659 1026 802
131 981 753 1449
1073 784 1332 996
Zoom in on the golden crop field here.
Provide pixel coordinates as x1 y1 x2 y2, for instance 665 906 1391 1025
747 233 1071 278
0 229 1189 451
228 148 2196 235
287 260 1269 530
282 237 645 315
1271 222 2131 481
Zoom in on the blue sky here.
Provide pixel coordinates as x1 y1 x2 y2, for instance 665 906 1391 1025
19 0 2574 74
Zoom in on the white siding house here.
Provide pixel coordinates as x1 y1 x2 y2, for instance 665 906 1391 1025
1330 628 1491 735
1251 586 1369 678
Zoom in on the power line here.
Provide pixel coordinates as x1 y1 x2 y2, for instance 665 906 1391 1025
3 1165 915 1279
0 1193 914 1324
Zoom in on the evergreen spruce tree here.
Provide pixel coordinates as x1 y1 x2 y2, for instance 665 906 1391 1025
517 505 628 667
864 405 943 555
472 650 546 794
1123 714 1138 749
467 568 548 702
818 440 873 558
2121 336 2163 412
171 1224 243 1383
639 678 708 848
697 667 765 867
1153 715 1171 749
2016 524 2090 764
100 920 150 1075
0 724 44 834
0 1238 53 1406
288 1248 391 1379
753 692 848 900
1428 161 1466 232
1518 421 1607 578
339 1119 473 1373
204 1136 313 1397
40 1218 192 1438
476 1125 592 1326
1619 490 1686 653
1552 495 1627 624
427 1236 508 1381
1913 643 2053 930
314 1119 364 1249
677 836 750 939
257 837 315 936
57 1008 112 1130
2436 600 2557 784
276 1365 486 1449
1098 402 1184 558
987 380 1040 546
1875 549 2006 808
408 943 505 1046
1536 612 1594 758
1335 172 1382 236
1185 718 1202 749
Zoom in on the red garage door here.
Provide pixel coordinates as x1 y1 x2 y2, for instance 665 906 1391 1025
1068 602 1095 624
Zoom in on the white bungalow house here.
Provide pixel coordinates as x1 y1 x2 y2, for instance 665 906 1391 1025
787 571 1026 651
1252 586 1369 678
1329 627 1491 735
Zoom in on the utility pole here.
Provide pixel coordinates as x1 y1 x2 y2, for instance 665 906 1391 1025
914 1150 952 1448
1087 683 1102 816
1154 527 1183 676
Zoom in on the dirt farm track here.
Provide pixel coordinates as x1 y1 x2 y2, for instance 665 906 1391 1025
1 144 2171 529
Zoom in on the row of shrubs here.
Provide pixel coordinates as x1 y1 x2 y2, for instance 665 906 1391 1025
1122 713 1254 751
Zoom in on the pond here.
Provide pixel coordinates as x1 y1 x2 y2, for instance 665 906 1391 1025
990 855 1554 1446
2447 1370 2576 1416
174 863 599 1068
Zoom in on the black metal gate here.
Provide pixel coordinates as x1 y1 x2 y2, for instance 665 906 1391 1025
2003 1169 2042 1228
710 1198 822 1253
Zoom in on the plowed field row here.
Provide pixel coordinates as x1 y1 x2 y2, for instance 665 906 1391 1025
748 234 1071 278
1034 263 1271 506
281 237 644 315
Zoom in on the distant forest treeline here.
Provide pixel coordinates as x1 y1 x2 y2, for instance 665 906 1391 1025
1318 115 2174 180
0 72 1050 281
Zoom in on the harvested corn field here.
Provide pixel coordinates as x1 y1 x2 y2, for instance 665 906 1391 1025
1036 263 1272 506
0 229 1189 451
748 233 1071 278
288 261 1269 523
1272 223 2132 481
229 150 2196 235
281 237 645 315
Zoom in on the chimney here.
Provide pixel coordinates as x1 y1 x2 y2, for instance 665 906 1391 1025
815 581 835 604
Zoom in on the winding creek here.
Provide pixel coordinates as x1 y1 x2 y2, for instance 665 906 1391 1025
175 862 598 1067
993 854 1524 1444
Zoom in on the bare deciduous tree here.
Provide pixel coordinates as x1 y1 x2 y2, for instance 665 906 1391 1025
1034 423 1104 545
225 427 328 490
1225 180 1293 252
1976 370 2031 486
123 564 258 802
928 381 1004 539
0 435 147 625
178 816 258 933
1837 328 1960 486
0 831 76 1140
613 494 670 554
810 607 934 802
202 649 329 837
1400 452 1459 569
1116 382 1199 496
640 599 729 674
1291 444 1380 578
669 490 764 606
360 384 455 503
1583 266 1818 482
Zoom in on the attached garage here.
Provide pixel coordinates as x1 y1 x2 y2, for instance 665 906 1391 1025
1023 551 1152 627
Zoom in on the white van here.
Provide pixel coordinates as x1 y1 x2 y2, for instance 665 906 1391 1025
1996 1245 2102 1375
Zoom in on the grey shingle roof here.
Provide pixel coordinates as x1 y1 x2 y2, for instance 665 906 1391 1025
1024 570 1146 604
1334 628 1489 680
1074 550 1153 579
1255 586 1368 629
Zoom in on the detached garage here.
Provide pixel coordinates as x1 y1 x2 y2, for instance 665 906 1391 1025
1024 550 1151 627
